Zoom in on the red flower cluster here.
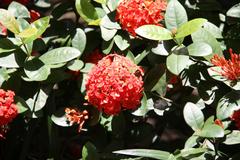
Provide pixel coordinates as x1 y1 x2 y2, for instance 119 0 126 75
211 49 240 81
0 89 18 127
231 109 240 129
65 108 89 132
86 54 144 115
1 0 30 6
116 0 167 36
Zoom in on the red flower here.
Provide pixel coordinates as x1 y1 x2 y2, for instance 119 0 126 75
85 49 105 64
211 49 240 81
30 10 41 22
214 119 224 128
0 89 18 126
1 0 30 6
86 54 144 115
231 109 240 129
65 108 89 132
116 0 167 36
0 22 7 36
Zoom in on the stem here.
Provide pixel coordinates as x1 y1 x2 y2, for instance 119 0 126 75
20 38 31 56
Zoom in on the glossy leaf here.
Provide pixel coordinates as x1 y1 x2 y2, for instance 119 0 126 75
203 21 223 39
224 130 240 145
82 142 100 160
15 96 29 113
166 53 189 75
216 91 240 120
39 47 81 65
17 27 38 38
175 18 207 38
51 108 73 127
165 0 188 31
183 102 204 131
0 53 20 68
72 28 86 54
0 38 17 53
114 34 130 51
197 124 224 138
24 58 51 81
151 72 167 96
227 3 240 18
75 0 99 23
136 25 172 41
100 26 117 41
8 1 30 18
67 59 84 71
132 92 149 116
187 42 212 57
26 89 49 112
0 9 20 34
113 149 172 160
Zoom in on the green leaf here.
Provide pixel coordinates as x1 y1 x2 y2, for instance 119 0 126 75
102 39 114 54
17 27 38 38
132 92 149 116
197 124 224 138
135 25 173 41
126 50 135 63
184 135 198 149
81 63 94 73
100 14 121 30
0 38 17 54
100 26 117 41
224 130 240 145
113 149 172 160
72 28 86 54
187 42 212 57
67 59 84 71
216 91 240 120
0 53 20 68
203 22 223 39
151 72 167 96
34 0 51 8
15 96 29 113
165 0 188 31
75 0 99 23
114 34 130 51
82 142 100 160
22 16 50 44
8 1 30 18
176 148 208 159
26 89 49 112
0 9 20 34
175 18 207 38
227 3 240 18
166 53 189 75
183 102 204 131
107 0 120 11
24 58 51 81
191 28 223 61
51 108 73 127
39 47 81 65
0 68 9 86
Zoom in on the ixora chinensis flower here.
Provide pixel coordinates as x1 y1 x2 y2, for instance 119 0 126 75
85 54 144 115
231 109 240 129
116 0 167 36
65 108 89 132
210 49 240 81
0 89 18 139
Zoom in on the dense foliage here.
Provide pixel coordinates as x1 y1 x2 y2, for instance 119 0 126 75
0 0 240 159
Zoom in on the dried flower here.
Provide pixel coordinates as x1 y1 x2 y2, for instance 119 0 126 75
65 108 89 132
211 49 240 81
86 54 144 115
231 109 240 129
116 0 167 36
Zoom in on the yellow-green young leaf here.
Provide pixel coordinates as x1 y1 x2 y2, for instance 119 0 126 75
136 25 173 41
22 16 50 44
17 27 38 38
75 0 99 23
175 18 208 38
0 9 20 34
